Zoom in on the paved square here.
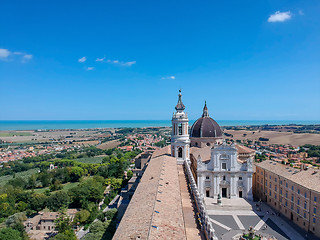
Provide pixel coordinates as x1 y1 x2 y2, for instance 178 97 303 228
204 197 309 240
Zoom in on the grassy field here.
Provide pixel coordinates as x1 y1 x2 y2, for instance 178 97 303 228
33 182 79 194
0 131 33 137
75 156 106 164
0 168 40 186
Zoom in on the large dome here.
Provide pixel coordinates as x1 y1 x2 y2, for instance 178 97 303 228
190 102 223 138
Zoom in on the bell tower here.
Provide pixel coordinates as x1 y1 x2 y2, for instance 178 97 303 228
171 90 190 164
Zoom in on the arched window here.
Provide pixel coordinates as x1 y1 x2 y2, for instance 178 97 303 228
195 142 198 147
178 147 183 158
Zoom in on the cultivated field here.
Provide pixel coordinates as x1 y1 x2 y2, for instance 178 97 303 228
224 130 320 146
0 131 33 137
0 130 102 143
97 140 121 150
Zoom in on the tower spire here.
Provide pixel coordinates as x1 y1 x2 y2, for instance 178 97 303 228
202 101 209 117
175 89 185 111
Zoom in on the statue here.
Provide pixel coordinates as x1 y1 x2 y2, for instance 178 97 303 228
217 193 222 205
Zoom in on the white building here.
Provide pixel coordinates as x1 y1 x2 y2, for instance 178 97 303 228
171 91 255 200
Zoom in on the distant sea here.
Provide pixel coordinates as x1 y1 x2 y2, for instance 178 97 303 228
0 120 319 131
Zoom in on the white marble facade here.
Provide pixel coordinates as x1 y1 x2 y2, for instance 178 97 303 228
197 141 253 200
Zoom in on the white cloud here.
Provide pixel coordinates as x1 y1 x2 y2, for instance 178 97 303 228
162 76 175 80
78 56 87 63
0 48 33 62
86 67 94 71
0 49 11 59
23 54 32 60
13 51 24 55
96 57 105 62
121 61 136 66
106 59 136 66
21 54 33 63
268 11 292 22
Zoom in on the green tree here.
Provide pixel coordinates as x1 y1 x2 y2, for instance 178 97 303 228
126 170 133 180
49 180 63 192
38 171 52 187
73 210 90 224
28 193 47 211
105 209 117 220
53 230 77 240
0 228 22 240
70 166 86 182
47 191 70 211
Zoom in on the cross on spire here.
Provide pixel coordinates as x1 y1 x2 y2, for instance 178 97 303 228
175 89 185 111
202 101 209 117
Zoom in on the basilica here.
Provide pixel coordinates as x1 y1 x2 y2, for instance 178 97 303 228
171 90 255 200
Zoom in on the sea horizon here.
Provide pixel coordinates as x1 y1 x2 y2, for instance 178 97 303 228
0 120 319 131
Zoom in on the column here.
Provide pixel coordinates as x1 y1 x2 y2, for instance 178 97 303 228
230 175 236 199
213 176 218 198
247 174 253 201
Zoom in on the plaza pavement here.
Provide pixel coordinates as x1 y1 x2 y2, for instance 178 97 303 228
204 197 314 240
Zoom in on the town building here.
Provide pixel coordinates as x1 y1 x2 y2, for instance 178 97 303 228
24 209 78 240
255 160 320 238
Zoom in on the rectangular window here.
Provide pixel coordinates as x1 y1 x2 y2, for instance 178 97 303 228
275 186 277 192
239 176 242 180
298 199 300 205
285 201 288 206
314 208 316 214
298 189 300 194
222 163 226 170
314 196 317 202
178 124 183 135
286 183 288 188
313 218 316 224
297 208 300 214
286 192 288 198
304 203 307 209
292 195 294 201
305 192 307 198
304 212 306 218
275 178 277 182
280 189 282 194
206 175 209 180
270 176 271 180
269 191 271 196
292 186 294 191
280 180 282 185
275 194 277 199
291 204 293 210
270 183 272 188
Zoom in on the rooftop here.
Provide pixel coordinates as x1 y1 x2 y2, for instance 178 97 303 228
255 160 320 192
113 145 201 240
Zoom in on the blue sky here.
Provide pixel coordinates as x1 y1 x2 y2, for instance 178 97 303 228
0 0 319 121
